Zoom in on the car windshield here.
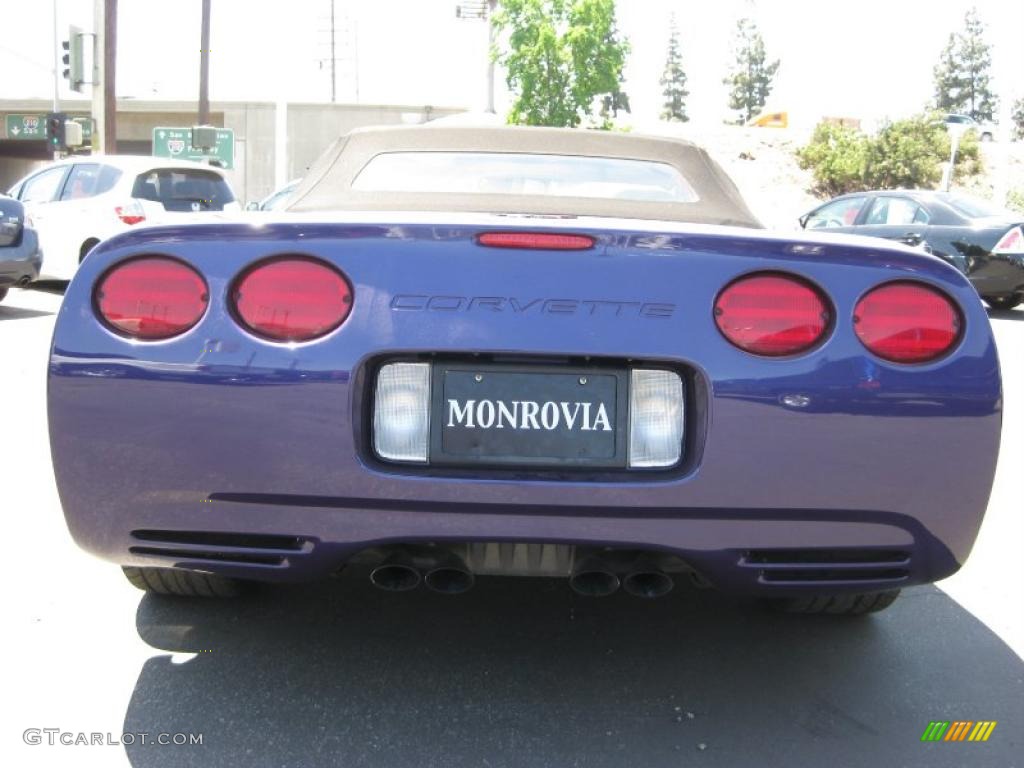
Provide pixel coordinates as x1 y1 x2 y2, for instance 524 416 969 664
944 194 1013 219
352 151 699 203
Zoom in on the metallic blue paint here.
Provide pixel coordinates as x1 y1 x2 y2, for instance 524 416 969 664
47 219 1001 595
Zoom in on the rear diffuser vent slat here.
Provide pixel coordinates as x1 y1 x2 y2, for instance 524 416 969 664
129 546 287 566
742 548 911 585
129 530 312 568
132 529 306 551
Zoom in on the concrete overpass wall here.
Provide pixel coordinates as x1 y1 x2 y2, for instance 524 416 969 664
1 100 464 203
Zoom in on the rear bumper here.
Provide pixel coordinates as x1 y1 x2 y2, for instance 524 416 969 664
968 253 1024 298
101 499 952 597
0 236 42 286
49 347 997 597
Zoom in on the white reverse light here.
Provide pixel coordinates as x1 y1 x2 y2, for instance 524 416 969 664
628 369 684 468
374 362 431 463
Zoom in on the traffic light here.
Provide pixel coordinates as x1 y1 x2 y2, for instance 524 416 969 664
46 112 67 151
61 25 85 93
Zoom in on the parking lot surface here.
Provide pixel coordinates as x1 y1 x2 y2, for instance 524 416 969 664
3 286 1022 768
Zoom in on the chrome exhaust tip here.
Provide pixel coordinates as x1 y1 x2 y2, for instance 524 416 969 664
569 557 621 597
622 570 673 599
369 562 421 592
424 566 475 594
423 551 475 594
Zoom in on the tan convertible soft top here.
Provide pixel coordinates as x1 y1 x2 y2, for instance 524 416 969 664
286 124 762 229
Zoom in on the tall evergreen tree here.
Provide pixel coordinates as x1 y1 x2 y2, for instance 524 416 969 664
723 18 780 124
1013 97 1024 141
660 17 689 122
933 7 998 121
933 33 967 113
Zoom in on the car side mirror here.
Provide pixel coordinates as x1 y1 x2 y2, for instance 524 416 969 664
244 201 260 211
798 213 810 229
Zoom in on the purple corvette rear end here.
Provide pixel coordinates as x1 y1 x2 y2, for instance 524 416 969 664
47 127 1001 613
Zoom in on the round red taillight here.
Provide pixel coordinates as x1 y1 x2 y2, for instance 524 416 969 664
95 256 208 340
853 282 961 363
714 273 831 356
232 256 353 342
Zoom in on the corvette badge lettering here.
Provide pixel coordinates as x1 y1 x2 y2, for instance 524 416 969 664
391 295 674 318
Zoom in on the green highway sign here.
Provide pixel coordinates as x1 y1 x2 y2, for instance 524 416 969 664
72 117 94 141
5 114 93 142
5 114 46 140
152 126 235 169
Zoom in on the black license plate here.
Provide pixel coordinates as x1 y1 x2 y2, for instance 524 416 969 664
431 365 628 468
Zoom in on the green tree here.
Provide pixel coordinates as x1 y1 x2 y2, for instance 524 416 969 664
660 17 689 122
1012 97 1024 141
933 8 998 121
492 0 630 128
599 14 631 121
723 18 779 124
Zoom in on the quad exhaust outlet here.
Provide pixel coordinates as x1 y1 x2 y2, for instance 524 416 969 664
370 547 674 598
370 548 475 595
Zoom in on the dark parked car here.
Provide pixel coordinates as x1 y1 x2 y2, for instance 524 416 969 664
800 190 1024 309
0 194 43 303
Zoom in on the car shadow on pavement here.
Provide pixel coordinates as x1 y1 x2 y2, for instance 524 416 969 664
27 280 69 295
986 307 1024 321
0 304 54 321
126 573 1023 768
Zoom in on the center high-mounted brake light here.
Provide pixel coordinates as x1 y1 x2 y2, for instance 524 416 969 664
477 232 595 250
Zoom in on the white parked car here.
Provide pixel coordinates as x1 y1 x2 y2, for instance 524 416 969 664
6 155 240 280
943 113 997 142
245 178 301 212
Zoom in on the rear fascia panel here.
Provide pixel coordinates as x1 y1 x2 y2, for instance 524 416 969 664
48 220 1002 592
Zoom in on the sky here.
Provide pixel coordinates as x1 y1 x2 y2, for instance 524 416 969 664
2 0 1022 129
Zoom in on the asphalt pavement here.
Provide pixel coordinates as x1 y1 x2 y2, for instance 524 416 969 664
3 286 1022 768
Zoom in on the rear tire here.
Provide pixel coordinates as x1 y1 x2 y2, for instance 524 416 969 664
984 295 1022 310
772 589 900 615
80 239 100 263
122 566 243 598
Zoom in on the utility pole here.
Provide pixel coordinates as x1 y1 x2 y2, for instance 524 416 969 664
486 0 497 113
51 0 60 114
103 0 117 153
329 0 336 103
455 1 498 113
199 0 211 124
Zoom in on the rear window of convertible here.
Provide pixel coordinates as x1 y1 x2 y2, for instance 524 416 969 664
351 151 699 203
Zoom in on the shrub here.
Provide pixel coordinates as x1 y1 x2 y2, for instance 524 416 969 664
1013 98 1024 142
797 113 981 197
796 123 870 197
1008 189 1024 214
863 116 949 190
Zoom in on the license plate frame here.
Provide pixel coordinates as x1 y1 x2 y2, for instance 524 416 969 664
429 363 630 468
